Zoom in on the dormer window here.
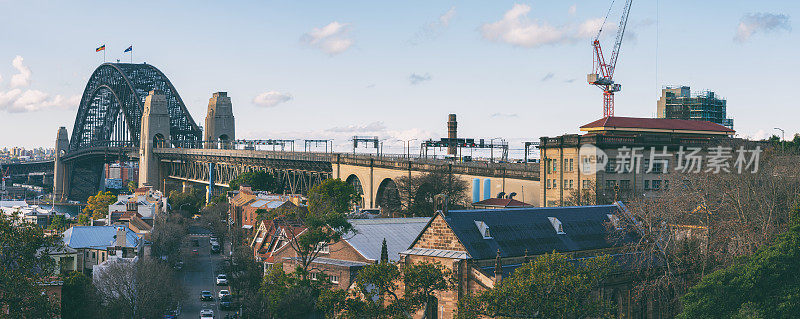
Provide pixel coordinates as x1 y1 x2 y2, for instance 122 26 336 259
607 214 622 230
548 217 566 234
474 220 492 239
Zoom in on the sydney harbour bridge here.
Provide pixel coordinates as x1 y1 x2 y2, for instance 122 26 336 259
4 62 540 212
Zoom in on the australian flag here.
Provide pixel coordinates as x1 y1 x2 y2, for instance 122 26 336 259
124 46 132 53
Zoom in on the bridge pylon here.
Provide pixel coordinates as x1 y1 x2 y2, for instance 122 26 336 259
203 92 235 149
52 126 69 202
139 90 171 189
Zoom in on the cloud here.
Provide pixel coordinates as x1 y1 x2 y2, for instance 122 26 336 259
252 91 292 108
326 121 387 133
366 84 376 89
541 73 554 81
481 4 602 48
490 112 519 118
10 56 31 88
410 7 457 44
568 4 577 15
734 13 791 42
0 56 80 113
409 73 432 85
302 21 354 55
564 78 576 83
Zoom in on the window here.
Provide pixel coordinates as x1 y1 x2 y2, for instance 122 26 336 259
606 159 617 173
546 179 551 189
652 180 662 190
475 220 492 239
605 180 616 190
652 162 664 174
582 180 591 189
569 158 574 172
91 251 96 259
316 242 330 254
563 179 568 189
569 180 574 189
548 217 566 234
644 180 651 190
553 160 557 172
664 180 669 190
309 272 319 281
330 275 339 284
619 180 630 191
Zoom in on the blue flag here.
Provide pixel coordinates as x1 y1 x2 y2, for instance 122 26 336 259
124 46 132 53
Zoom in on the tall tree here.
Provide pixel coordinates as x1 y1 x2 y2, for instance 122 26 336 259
678 206 800 318
149 213 187 262
48 214 67 231
167 189 204 217
83 191 117 220
61 271 100 319
457 253 614 319
0 212 60 318
94 257 184 319
229 170 280 193
395 168 469 217
380 238 389 264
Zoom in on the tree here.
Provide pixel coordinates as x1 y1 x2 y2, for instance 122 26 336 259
395 168 469 217
0 212 60 318
149 212 187 262
457 253 614 319
48 214 67 231
229 170 280 193
380 238 389 264
308 178 360 216
77 213 91 226
199 200 229 242
167 189 204 217
61 271 100 319
83 191 116 220
94 257 184 319
678 205 800 318
127 180 137 194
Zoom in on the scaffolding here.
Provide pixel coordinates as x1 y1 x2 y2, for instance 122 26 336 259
658 86 733 129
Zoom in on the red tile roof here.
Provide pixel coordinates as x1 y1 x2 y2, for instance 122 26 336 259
473 198 533 208
580 117 734 133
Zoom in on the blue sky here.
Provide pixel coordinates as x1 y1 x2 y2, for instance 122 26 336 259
0 0 796 157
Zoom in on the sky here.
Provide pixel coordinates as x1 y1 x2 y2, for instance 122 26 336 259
0 0 797 157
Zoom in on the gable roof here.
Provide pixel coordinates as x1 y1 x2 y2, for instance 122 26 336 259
580 116 734 134
62 225 141 249
472 198 534 208
435 204 637 260
345 217 430 262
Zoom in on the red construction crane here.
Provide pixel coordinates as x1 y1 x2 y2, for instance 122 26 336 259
588 0 633 118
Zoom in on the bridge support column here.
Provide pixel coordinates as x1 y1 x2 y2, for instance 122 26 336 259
52 127 69 202
182 181 192 193
139 90 171 188
203 92 235 149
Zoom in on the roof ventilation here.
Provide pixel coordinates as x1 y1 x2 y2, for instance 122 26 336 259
474 220 492 239
607 214 622 230
547 217 566 234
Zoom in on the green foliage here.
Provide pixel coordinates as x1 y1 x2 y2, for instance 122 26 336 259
83 190 116 220
127 180 137 194
678 212 800 318
229 170 280 193
380 238 389 264
168 189 204 217
150 213 187 262
308 178 360 216
457 252 614 319
61 271 100 319
48 214 67 230
396 168 469 217
199 201 228 241
257 265 334 318
0 212 60 318
77 213 91 226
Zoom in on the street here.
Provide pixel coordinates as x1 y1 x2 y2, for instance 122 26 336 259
180 226 235 319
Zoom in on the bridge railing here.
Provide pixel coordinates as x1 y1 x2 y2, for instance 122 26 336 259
154 140 540 180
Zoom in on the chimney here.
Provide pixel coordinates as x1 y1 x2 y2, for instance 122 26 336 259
115 226 127 247
447 114 457 156
494 249 503 284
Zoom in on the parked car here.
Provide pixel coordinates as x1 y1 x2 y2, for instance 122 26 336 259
219 295 234 310
216 274 228 286
193 239 200 247
210 236 218 243
200 290 214 301
163 303 181 318
200 308 214 318
173 261 184 271
211 243 220 253
192 249 199 256
218 289 230 299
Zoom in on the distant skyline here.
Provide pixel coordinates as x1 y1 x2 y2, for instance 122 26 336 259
0 0 797 156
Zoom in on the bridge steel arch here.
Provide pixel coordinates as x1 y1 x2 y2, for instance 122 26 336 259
62 63 202 201
70 63 201 150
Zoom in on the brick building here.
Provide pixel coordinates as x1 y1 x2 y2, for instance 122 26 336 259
539 116 735 207
399 203 644 318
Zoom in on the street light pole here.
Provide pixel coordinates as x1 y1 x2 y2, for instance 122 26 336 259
489 137 502 163
774 127 785 153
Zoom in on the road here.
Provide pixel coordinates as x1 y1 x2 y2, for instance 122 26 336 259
179 226 236 319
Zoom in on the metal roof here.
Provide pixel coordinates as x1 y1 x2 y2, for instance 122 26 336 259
285 256 369 268
400 247 470 260
580 116 734 133
441 204 638 260
62 225 140 249
345 217 430 262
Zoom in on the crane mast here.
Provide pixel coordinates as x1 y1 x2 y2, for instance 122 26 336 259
588 0 633 118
